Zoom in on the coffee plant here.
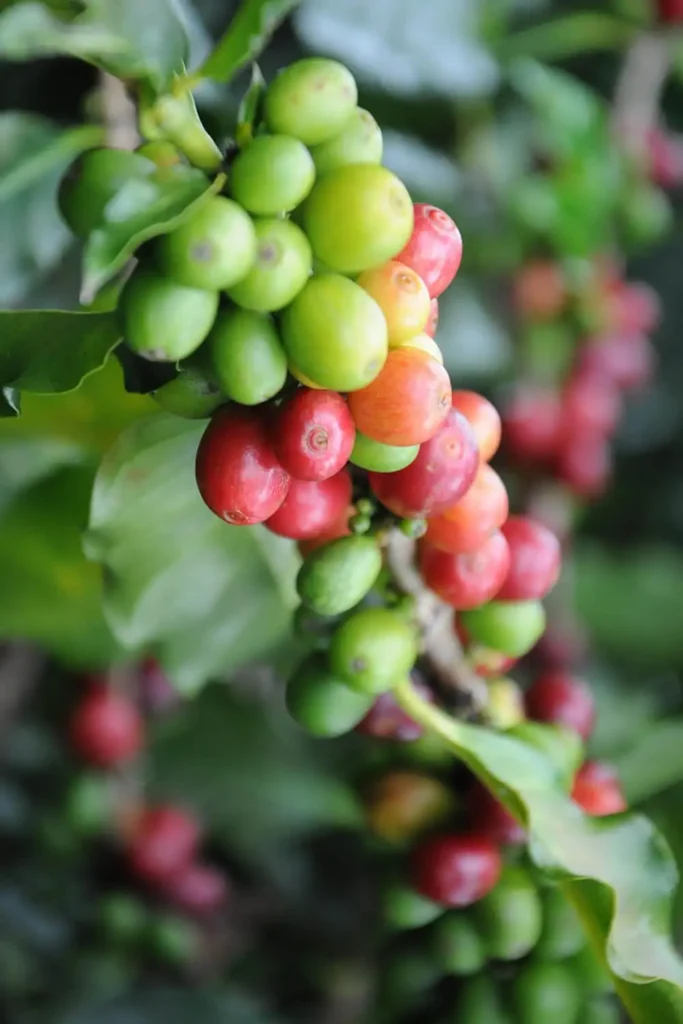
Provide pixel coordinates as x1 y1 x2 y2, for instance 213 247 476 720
2 1 683 1022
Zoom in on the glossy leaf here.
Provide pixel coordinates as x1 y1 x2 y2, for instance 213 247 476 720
0 310 121 416
199 0 300 82
80 168 223 303
614 720 683 807
84 415 301 695
0 0 189 93
0 467 120 667
499 12 637 62
0 114 102 309
393 678 683 1022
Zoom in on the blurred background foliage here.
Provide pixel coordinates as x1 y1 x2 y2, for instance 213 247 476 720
2 0 683 1020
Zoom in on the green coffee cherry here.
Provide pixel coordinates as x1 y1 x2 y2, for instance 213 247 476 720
509 722 583 790
207 308 287 405
568 944 613 997
458 975 511 1024
302 164 414 274
136 141 184 168
264 58 358 146
156 196 257 291
140 91 222 172
119 268 219 362
383 883 443 930
65 772 110 835
227 218 312 312
296 535 383 616
622 182 673 246
148 914 199 965
152 367 223 419
484 676 525 730
58 147 157 237
578 998 619 1024
329 607 418 695
99 894 148 945
472 866 542 962
459 600 546 658
286 655 373 737
282 274 388 392
310 107 383 176
350 431 419 472
513 962 582 1024
231 135 316 215
432 913 487 976
535 885 586 961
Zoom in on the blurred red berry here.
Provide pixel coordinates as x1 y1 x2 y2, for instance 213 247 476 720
572 762 627 817
411 833 502 908
608 281 661 336
396 204 463 298
555 428 612 499
128 806 201 885
419 531 511 610
265 469 352 540
502 386 563 464
498 516 561 602
513 260 566 322
647 127 683 188
161 861 229 915
577 333 656 392
139 658 181 716
657 0 683 23
525 671 595 740
369 407 479 519
560 368 621 438
70 686 143 768
357 680 432 742
467 782 526 846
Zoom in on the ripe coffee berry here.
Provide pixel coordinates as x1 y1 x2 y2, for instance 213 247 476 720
560 368 621 438
161 861 229 915
498 516 561 601
425 464 509 554
265 469 351 540
555 428 612 499
572 761 627 817
502 386 562 464
271 389 355 481
369 407 479 518
467 782 526 846
577 332 655 392
357 682 431 741
348 347 451 447
451 391 502 463
70 686 143 768
411 833 502 908
396 203 463 298
419 531 511 610
525 671 595 741
196 407 290 525
513 260 566 322
128 806 201 885
657 0 683 23
609 280 660 336
357 260 431 345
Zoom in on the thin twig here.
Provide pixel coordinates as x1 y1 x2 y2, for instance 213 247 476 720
385 530 488 713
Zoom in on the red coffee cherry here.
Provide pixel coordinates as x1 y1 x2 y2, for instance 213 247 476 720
560 368 621 438
572 761 626 817
451 390 501 463
70 685 143 768
369 407 479 519
271 388 355 481
356 678 433 742
425 297 439 338
411 833 502 908
555 428 612 499
513 260 566 322
657 0 683 23
425 464 509 554
196 407 290 525
419 531 511 610
297 512 352 557
577 333 656 392
128 806 202 885
497 516 561 601
265 469 352 539
525 671 595 741
161 860 229 915
646 126 683 187
139 658 181 716
467 782 526 846
608 280 661 336
396 203 463 298
502 386 563 464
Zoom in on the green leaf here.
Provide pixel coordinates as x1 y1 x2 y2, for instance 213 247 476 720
0 310 121 398
294 0 499 98
0 113 102 308
0 466 120 667
1 388 20 418
80 167 223 303
393 679 683 1023
199 0 300 82
150 685 361 871
0 437 85 514
498 13 637 62
84 415 301 695
0 0 189 93
614 720 683 806
236 63 266 148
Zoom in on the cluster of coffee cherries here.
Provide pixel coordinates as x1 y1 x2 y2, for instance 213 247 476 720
67 665 227 961
503 255 658 499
